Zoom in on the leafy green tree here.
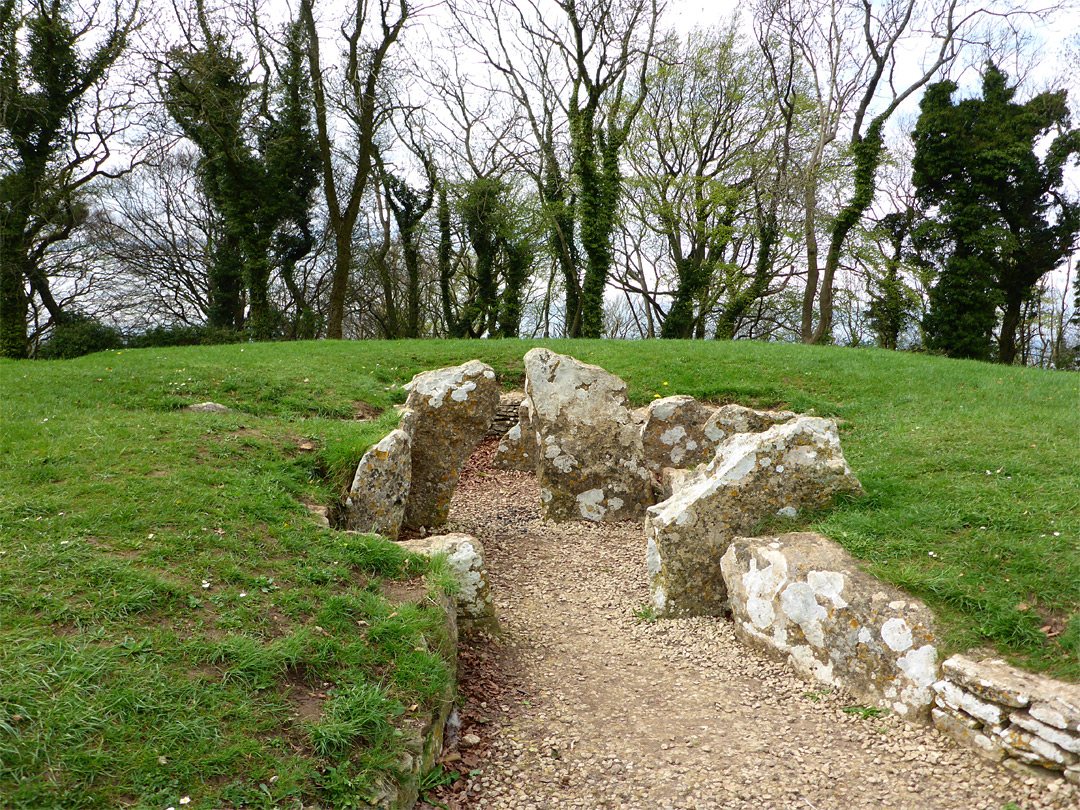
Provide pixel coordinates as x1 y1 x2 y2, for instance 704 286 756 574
0 0 139 359
455 175 535 338
913 63 1080 362
163 8 321 339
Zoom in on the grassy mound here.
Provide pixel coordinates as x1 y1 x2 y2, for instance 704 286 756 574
1 338 1076 807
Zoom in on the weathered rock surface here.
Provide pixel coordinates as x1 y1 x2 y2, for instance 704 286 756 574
401 533 497 632
492 399 537 473
185 401 230 414
932 654 1080 778
655 466 694 501
721 532 939 721
639 395 716 472
702 403 796 446
524 349 652 522
645 416 862 617
344 428 412 539
402 360 499 529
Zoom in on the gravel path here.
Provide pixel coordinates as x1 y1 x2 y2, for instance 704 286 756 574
430 442 1078 810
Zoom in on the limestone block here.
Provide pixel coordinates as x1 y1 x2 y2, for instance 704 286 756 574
720 532 939 720
401 533 497 631
997 724 1077 769
932 708 1005 762
640 395 716 472
942 655 1036 708
1010 711 1080 754
933 679 1005 727
344 428 411 540
185 401 230 414
941 654 1080 732
524 349 653 522
1031 696 1080 733
702 403 795 445
492 399 537 472
645 417 863 617
1065 764 1080 785
402 360 499 529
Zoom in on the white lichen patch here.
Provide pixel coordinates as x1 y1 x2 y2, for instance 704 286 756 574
450 381 477 402
881 617 914 653
896 644 939 712
660 426 687 446
577 488 607 521
858 627 873 645
781 581 827 647
807 570 848 608
742 549 789 630
776 506 798 519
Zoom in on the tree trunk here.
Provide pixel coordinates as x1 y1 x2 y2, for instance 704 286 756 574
0 243 29 359
998 291 1024 365
326 226 353 340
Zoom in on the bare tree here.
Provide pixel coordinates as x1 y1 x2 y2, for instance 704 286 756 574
299 0 408 339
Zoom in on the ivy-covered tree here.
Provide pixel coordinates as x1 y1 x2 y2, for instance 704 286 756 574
454 175 535 338
0 0 139 358
163 7 321 339
913 63 1080 362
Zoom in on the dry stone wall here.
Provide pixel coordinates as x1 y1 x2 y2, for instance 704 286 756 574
932 655 1080 783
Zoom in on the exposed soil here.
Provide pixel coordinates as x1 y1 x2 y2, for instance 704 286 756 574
420 440 1077 810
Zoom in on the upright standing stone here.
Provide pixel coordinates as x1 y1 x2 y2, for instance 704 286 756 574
524 349 653 522
492 398 538 472
645 416 862 617
639 395 716 472
344 428 412 539
402 360 499 530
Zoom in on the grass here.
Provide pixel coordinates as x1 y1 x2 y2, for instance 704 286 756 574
1 337 1077 805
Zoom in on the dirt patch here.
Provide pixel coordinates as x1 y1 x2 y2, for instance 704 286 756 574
353 401 382 422
380 576 430 606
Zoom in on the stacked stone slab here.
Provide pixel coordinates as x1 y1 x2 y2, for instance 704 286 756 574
402 360 500 530
721 532 939 721
524 348 653 522
932 655 1080 782
344 428 412 539
488 391 526 437
645 416 862 617
401 533 498 633
492 398 537 473
639 395 716 472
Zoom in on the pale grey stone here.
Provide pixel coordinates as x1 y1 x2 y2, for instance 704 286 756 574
524 349 653 522
645 416 862 618
639 395 716 472
932 708 1005 762
185 401 229 414
402 360 499 530
401 533 498 632
702 403 795 445
344 428 411 540
720 531 939 721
